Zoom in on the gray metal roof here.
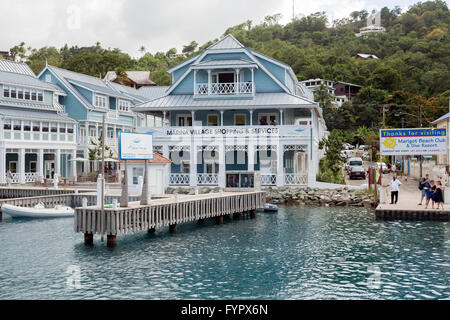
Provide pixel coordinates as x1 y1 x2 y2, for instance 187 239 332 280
69 79 122 97
296 83 315 101
137 86 169 101
0 106 75 122
105 81 148 102
0 60 35 76
207 34 244 50
46 65 138 110
192 59 257 69
0 98 64 112
133 92 317 112
0 70 66 95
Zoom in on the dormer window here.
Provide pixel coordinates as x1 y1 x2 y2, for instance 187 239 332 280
94 94 107 108
118 99 131 112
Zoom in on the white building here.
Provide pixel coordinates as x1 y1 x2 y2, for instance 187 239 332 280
125 152 171 195
0 60 77 184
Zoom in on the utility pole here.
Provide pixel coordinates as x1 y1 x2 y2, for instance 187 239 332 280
419 105 423 178
448 98 450 187
100 115 106 242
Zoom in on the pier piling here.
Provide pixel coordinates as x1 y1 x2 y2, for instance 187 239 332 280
84 233 93 245
216 215 224 225
169 224 177 233
107 235 117 248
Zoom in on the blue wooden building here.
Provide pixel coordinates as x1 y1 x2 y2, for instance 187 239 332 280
133 35 327 188
37 64 147 175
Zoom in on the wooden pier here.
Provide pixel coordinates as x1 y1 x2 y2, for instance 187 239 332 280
74 191 265 247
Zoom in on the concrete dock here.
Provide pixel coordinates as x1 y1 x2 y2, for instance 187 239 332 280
375 182 450 220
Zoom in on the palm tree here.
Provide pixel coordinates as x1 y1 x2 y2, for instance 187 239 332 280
353 126 370 146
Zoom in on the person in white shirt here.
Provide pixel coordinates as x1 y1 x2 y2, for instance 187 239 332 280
388 175 402 204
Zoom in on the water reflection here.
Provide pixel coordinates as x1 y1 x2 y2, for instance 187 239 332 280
0 206 448 299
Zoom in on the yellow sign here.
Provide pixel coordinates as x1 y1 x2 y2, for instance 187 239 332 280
383 138 397 149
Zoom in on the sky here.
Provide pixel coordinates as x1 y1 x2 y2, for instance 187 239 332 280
0 0 441 58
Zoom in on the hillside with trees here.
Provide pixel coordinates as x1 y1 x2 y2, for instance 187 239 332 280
5 0 450 131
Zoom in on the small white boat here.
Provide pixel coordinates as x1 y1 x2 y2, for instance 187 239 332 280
264 203 279 212
1 202 74 219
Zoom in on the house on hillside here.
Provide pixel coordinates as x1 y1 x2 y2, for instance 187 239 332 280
300 78 335 96
333 81 363 105
104 71 156 89
300 78 362 107
355 53 379 60
0 51 14 61
132 34 327 189
0 60 77 184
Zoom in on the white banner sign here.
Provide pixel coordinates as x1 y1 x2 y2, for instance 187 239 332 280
380 128 447 156
119 132 153 160
143 125 310 138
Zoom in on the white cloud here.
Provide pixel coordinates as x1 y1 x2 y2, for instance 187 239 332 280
0 0 421 57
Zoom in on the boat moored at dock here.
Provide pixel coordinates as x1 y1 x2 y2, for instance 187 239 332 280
2 202 74 218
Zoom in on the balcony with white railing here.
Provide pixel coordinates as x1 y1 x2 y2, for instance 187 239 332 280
195 82 254 97
197 173 218 186
261 174 277 186
284 174 308 186
170 173 190 186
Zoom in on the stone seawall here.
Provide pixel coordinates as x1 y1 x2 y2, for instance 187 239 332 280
166 186 374 208
265 187 374 207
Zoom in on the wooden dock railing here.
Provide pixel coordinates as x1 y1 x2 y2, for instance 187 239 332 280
0 193 141 210
75 191 266 246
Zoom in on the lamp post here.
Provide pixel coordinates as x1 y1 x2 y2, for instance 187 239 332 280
394 108 423 177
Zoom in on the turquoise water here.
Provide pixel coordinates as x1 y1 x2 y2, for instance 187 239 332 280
0 206 448 300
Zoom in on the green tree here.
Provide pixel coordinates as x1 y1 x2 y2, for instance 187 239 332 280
317 130 346 184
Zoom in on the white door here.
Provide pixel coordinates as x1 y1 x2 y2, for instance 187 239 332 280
149 168 164 195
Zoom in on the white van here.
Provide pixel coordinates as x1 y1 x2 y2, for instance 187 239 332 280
346 157 364 173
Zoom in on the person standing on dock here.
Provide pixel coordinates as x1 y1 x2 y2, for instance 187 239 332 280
418 174 431 206
433 181 444 210
425 180 436 209
387 175 402 204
